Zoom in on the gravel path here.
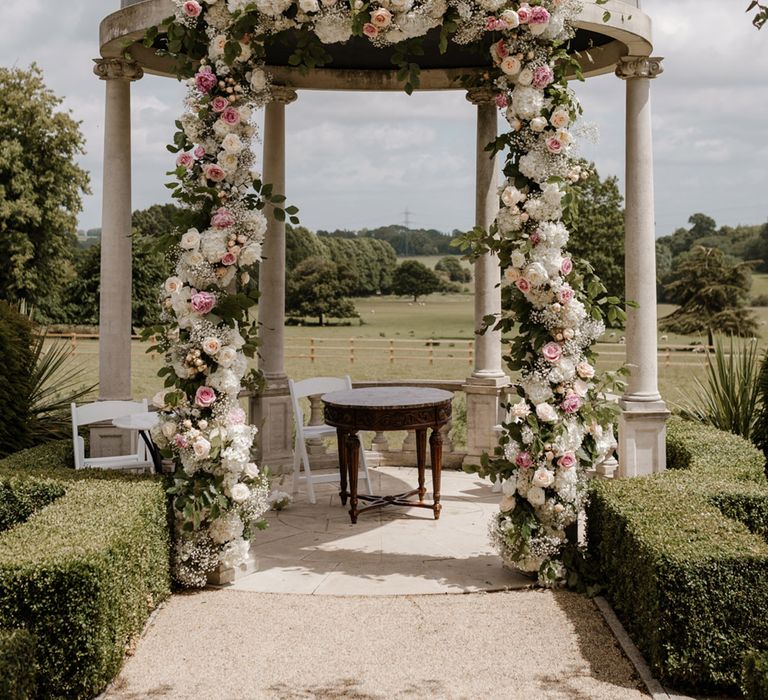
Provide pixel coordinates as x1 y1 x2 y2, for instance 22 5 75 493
105 588 648 700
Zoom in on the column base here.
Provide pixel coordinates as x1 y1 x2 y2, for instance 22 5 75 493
463 375 509 465
88 423 138 461
251 379 293 474
618 398 670 478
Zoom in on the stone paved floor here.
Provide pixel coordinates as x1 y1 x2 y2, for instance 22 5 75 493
230 466 531 595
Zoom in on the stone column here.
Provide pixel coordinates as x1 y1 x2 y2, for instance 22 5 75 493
91 58 143 457
463 88 509 466
254 86 297 472
616 57 669 478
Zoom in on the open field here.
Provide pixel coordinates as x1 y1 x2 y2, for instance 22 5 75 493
51 285 768 407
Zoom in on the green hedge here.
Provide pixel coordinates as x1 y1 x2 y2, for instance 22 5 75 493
0 628 36 700
743 650 768 700
0 443 171 699
588 417 768 695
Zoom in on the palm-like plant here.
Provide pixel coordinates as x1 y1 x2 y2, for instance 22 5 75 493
676 337 761 440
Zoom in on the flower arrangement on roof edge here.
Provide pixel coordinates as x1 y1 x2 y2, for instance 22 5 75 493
143 0 625 588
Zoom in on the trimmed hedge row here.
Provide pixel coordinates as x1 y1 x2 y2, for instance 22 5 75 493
588 417 768 695
0 629 36 700
0 442 171 699
743 650 768 700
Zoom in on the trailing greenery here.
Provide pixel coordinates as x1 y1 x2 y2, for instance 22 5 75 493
675 337 761 440
743 649 768 700
588 418 768 694
0 444 171 699
0 628 37 700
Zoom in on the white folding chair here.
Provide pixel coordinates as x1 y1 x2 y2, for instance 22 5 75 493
288 376 372 504
71 399 152 470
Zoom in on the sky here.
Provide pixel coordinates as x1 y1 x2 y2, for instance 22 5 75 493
1 0 767 237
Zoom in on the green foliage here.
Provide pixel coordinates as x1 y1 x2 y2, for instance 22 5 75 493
743 649 768 700
676 337 761 440
435 256 471 284
0 65 90 322
748 1 768 28
588 418 768 694
659 246 759 345
0 303 34 454
562 163 625 299
751 350 768 467
391 260 442 302
286 256 359 326
0 628 37 700
0 477 64 533
0 444 170 699
319 224 460 256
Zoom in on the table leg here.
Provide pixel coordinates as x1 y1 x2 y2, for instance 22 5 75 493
346 431 361 524
416 428 427 502
336 428 348 506
139 430 163 474
429 427 443 520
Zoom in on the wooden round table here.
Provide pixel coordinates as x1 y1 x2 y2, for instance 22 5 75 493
321 387 453 524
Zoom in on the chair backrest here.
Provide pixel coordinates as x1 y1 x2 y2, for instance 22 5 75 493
71 399 149 468
288 376 351 431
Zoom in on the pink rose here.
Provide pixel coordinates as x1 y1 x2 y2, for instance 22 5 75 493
211 96 229 113
546 137 564 155
370 7 392 27
174 434 189 449
516 4 532 23
542 342 562 363
496 40 508 58
221 252 238 266
211 207 236 229
363 22 379 37
485 16 497 31
195 67 217 94
515 452 533 469
182 0 202 18
561 393 583 414
532 65 554 89
561 258 573 275
577 361 595 379
515 278 531 293
194 145 206 159
204 164 226 182
530 232 541 246
195 386 217 409
228 407 246 425
190 291 216 314
530 6 551 24
558 452 577 469
176 152 194 169
558 288 574 305
221 107 241 126
495 94 508 108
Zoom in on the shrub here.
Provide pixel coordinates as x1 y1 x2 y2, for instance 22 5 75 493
743 650 768 700
0 444 171 699
0 477 65 533
588 417 768 695
0 302 34 455
0 628 37 700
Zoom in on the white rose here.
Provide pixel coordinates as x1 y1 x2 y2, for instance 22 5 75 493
532 468 555 488
524 262 548 286
164 276 183 294
573 379 589 398
221 133 244 154
153 390 169 408
501 475 517 496
501 185 525 207
180 228 201 250
161 420 177 439
213 119 231 138
244 462 260 479
208 34 228 59
536 403 558 423
517 68 534 86
550 109 570 128
509 399 531 420
500 56 522 76
184 250 205 267
530 116 548 132
527 486 546 506
510 251 526 268
500 495 516 512
193 437 212 459
202 336 222 356
217 151 239 173
230 483 251 503
218 346 238 367
576 361 595 379
500 9 519 28
529 22 547 36
250 69 267 91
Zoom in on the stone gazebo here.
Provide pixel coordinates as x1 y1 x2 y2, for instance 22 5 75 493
96 0 667 478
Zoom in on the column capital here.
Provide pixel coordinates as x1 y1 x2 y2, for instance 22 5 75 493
269 85 298 105
465 87 497 106
615 56 664 80
93 58 144 82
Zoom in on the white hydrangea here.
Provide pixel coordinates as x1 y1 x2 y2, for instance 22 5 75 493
510 86 544 120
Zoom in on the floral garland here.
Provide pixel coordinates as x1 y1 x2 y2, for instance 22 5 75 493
146 0 622 587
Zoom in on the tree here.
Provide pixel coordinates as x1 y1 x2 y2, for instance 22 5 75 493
285 256 358 326
563 164 625 299
0 65 90 320
659 246 759 346
744 221 768 272
391 260 442 302
435 256 471 283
